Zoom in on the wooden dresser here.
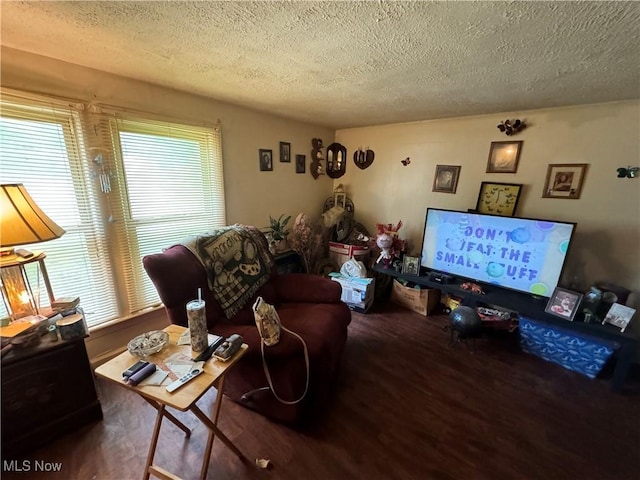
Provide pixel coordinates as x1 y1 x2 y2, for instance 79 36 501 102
1 333 103 457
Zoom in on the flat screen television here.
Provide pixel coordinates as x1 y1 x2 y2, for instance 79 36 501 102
420 208 576 298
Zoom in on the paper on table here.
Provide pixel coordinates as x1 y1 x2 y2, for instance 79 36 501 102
178 330 220 347
162 352 205 382
177 329 191 346
139 369 169 386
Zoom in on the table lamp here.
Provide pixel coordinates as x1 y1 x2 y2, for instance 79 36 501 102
0 184 66 320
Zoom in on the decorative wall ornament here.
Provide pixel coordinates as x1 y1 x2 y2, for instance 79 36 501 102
353 147 375 169
497 119 526 136
310 138 324 179
617 166 639 178
326 142 347 178
401 157 411 166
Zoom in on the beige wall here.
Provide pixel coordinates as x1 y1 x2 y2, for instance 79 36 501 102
335 101 640 299
1 47 335 228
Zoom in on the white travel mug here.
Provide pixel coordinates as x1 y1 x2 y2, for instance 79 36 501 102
186 299 208 352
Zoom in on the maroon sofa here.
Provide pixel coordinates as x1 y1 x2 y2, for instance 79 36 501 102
143 243 351 425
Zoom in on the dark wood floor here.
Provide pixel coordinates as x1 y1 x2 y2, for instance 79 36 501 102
3 302 640 480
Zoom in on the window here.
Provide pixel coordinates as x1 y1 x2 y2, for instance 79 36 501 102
0 90 225 327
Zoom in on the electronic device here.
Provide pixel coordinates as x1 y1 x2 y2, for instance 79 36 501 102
122 359 149 378
429 272 453 284
213 334 243 362
125 362 156 386
165 368 203 393
420 208 576 298
192 336 225 362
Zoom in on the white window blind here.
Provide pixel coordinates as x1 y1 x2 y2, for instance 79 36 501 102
0 94 118 325
107 115 226 313
1 90 226 327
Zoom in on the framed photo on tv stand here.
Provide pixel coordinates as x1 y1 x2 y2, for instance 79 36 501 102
545 287 583 321
402 256 420 276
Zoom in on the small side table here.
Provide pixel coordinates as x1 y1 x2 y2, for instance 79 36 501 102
95 325 250 480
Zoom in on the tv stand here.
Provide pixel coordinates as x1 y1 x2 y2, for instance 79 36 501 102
374 264 637 393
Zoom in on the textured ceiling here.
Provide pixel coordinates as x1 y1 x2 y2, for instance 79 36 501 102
1 1 639 129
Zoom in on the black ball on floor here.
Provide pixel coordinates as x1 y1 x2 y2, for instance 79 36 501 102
449 306 482 338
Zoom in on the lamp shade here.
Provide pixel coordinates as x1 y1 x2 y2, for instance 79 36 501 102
0 184 66 247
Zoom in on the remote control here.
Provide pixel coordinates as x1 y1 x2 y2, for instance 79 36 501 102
192 336 226 362
165 368 203 393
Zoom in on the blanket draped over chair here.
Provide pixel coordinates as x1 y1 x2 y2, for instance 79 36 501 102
181 224 273 318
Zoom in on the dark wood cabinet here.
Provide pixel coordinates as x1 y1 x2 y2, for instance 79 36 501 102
1 335 103 457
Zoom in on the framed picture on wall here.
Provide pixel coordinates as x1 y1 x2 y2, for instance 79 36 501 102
295 154 306 173
432 165 461 193
545 287 583 321
475 182 523 216
542 163 588 199
279 142 291 162
486 141 523 173
259 149 273 171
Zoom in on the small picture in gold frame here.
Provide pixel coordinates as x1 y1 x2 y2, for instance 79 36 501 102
475 182 523 216
486 141 523 173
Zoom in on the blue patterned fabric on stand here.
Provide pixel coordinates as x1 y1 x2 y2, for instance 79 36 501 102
519 317 620 379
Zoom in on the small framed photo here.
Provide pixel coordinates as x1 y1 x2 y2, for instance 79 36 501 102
279 142 291 163
432 165 461 194
545 287 583 321
259 149 273 171
402 256 420 276
334 192 347 209
475 182 523 216
602 303 636 333
542 163 588 199
295 154 306 173
486 141 523 173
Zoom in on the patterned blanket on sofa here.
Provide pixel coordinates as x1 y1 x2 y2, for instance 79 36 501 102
182 224 273 318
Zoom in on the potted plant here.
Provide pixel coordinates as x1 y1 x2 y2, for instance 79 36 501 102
268 214 291 253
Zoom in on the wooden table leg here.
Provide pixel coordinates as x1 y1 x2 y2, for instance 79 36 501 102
191 404 249 466
143 403 166 480
142 396 191 437
199 376 226 480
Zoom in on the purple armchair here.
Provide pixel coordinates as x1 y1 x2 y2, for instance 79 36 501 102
142 241 351 425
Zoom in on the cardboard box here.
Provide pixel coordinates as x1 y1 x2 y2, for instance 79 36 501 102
390 279 440 316
330 273 375 313
329 242 369 269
